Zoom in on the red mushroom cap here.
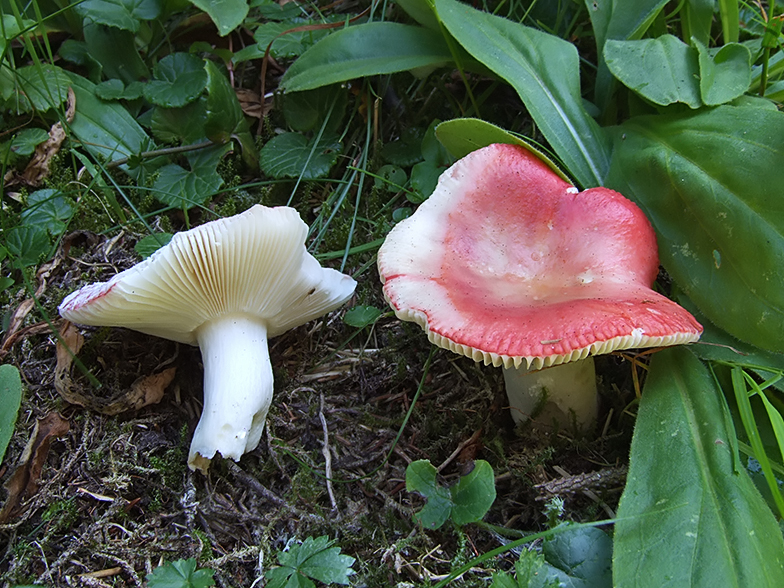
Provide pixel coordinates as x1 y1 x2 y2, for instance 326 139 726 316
377 143 702 370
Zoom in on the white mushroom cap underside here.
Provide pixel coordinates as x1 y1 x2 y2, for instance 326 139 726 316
377 144 702 371
59 205 356 344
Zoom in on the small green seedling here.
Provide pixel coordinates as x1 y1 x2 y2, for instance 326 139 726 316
265 535 356 588
405 459 496 529
146 558 215 588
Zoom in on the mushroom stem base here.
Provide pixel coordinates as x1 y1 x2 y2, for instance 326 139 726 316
502 357 598 430
189 315 273 473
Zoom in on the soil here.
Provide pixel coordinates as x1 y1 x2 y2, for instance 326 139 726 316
0 228 638 587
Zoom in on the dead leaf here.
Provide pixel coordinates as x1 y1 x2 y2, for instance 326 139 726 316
0 412 70 523
236 88 268 119
20 87 76 186
55 322 175 415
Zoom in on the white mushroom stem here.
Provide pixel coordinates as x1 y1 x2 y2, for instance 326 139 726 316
502 357 598 430
189 314 273 473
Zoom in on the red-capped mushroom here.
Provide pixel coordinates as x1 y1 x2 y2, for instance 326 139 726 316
60 205 356 472
377 143 702 429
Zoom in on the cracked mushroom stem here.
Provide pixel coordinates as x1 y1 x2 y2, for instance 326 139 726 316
58 205 357 473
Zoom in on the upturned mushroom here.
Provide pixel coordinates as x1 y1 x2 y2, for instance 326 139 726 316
59 205 356 472
377 143 702 429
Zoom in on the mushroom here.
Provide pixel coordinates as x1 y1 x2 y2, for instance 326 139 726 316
59 205 356 472
377 143 702 429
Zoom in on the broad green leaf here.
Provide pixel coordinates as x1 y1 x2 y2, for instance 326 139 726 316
0 364 22 464
267 536 355 587
5 225 50 267
604 36 702 108
373 165 407 191
188 0 248 36
152 144 228 208
436 0 610 188
145 558 215 588
281 85 347 133
435 118 570 181
21 189 74 234
382 128 424 167
253 20 331 59
144 53 207 107
695 41 752 106
83 23 150 83
76 0 138 31
449 460 496 526
405 460 452 529
613 348 784 586
343 305 382 328
259 132 341 179
280 22 454 93
395 0 439 29
94 79 126 100
606 105 784 353
541 526 612 587
0 14 36 56
134 233 173 259
150 100 208 144
585 0 668 109
203 60 256 166
683 0 714 46
6 64 71 113
67 71 153 179
719 0 740 43
10 128 49 156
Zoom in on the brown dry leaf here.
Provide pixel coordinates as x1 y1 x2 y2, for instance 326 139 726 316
102 367 176 416
21 87 76 186
55 322 175 415
0 412 70 523
236 88 268 119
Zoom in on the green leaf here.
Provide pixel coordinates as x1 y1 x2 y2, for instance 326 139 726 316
76 0 138 31
406 459 496 529
6 64 71 113
541 526 612 587
449 460 496 526
613 347 784 586
150 100 208 144
0 364 22 464
695 40 752 106
406 460 453 529
435 118 570 181
266 536 355 588
67 71 154 179
134 233 173 259
585 0 668 110
9 128 49 156
281 85 347 133
83 23 150 83
203 60 256 167
253 20 331 59
188 0 248 36
606 105 784 353
94 79 126 100
5 226 50 268
20 189 74 234
144 53 208 107
343 305 382 328
146 558 215 588
152 144 228 208
259 132 341 179
435 0 610 188
604 35 702 108
280 22 454 93
373 164 407 191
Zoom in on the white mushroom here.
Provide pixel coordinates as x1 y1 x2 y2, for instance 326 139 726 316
59 205 356 472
